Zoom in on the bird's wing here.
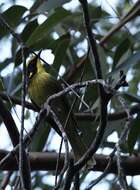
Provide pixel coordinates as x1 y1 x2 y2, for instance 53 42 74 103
31 97 62 136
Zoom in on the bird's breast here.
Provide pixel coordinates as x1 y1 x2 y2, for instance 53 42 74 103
28 72 56 108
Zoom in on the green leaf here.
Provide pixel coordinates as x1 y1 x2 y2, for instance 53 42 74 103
29 121 51 151
15 33 70 67
0 5 27 37
121 92 140 104
88 44 107 79
14 20 39 66
11 38 18 58
34 0 71 14
27 7 72 46
52 33 71 72
21 19 39 42
78 120 97 147
27 34 55 50
104 119 126 140
109 52 140 76
14 47 29 67
90 6 109 23
98 45 108 79
90 6 103 20
0 77 5 91
127 113 140 154
3 70 22 96
113 38 131 69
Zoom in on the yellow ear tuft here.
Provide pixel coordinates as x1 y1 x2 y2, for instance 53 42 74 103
36 58 46 73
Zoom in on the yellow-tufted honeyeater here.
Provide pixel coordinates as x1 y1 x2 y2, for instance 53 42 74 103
27 54 95 163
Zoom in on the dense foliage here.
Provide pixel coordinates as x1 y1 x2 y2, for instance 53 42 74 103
0 0 140 189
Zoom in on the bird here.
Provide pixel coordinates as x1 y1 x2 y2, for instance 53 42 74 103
27 53 95 163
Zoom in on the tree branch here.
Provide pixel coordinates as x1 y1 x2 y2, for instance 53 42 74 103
0 98 31 189
19 45 31 190
0 98 19 146
79 0 102 79
0 92 37 111
100 0 140 45
0 151 140 176
1 92 140 122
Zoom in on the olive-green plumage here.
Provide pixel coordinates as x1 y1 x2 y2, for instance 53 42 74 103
27 55 93 161
28 60 59 107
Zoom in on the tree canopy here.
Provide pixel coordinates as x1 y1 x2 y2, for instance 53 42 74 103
0 0 140 189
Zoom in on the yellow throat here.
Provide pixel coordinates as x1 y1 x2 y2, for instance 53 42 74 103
27 56 56 107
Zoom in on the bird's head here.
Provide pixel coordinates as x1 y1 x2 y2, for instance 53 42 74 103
27 52 45 83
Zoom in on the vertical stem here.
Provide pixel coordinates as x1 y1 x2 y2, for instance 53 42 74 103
19 45 29 189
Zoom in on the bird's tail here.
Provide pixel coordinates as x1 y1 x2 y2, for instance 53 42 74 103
51 94 96 166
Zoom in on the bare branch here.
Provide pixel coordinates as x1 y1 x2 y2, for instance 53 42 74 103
49 108 70 190
1 171 13 189
1 91 140 123
0 98 19 146
19 45 31 190
0 151 140 175
64 71 128 189
79 0 102 79
100 0 140 45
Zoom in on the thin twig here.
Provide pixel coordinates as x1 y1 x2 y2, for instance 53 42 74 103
0 11 32 190
74 172 80 190
49 108 69 190
100 0 140 45
0 92 37 111
0 98 19 146
1 171 13 189
46 79 105 106
64 71 128 190
86 93 132 190
79 0 102 79
54 138 63 187
0 79 105 112
0 91 140 123
19 45 31 190
0 109 47 169
19 44 26 189
0 75 127 170
117 97 132 146
0 14 22 44
13 176 21 190
85 153 115 190
78 2 107 167
116 144 129 190
54 61 86 189
54 100 75 189
115 95 132 190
